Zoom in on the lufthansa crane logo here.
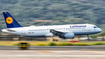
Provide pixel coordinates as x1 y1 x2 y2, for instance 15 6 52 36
6 17 13 24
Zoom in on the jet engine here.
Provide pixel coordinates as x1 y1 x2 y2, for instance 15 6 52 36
59 32 74 39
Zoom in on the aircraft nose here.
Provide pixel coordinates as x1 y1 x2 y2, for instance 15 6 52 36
98 28 102 32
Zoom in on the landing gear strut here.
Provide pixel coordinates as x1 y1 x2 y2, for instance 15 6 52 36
87 35 90 41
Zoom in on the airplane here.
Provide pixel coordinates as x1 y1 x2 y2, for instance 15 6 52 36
2 12 102 40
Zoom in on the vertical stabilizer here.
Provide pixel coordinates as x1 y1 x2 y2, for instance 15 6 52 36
3 12 22 28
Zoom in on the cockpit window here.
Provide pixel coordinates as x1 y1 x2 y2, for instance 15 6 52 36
94 26 98 28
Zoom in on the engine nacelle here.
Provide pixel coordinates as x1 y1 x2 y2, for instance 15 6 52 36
59 32 74 39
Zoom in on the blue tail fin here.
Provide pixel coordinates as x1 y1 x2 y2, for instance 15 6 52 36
3 12 22 28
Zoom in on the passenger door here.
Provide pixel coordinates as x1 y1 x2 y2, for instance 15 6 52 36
22 29 26 36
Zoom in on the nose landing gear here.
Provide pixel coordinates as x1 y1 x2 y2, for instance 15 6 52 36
87 35 90 41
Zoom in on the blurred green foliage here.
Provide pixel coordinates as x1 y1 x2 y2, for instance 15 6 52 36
28 42 105 46
0 0 105 33
1 41 105 46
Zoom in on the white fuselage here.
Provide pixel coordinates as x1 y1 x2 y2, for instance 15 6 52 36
2 24 102 37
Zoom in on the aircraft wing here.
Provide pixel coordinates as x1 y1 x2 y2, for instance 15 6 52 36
50 29 75 39
50 29 70 36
